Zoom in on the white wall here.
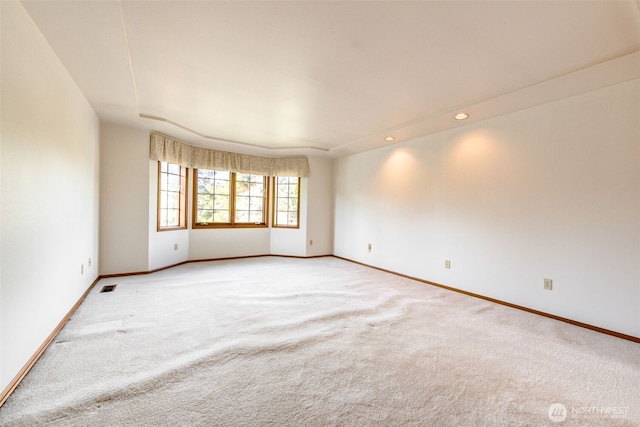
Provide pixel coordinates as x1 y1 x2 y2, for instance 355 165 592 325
0 1 100 392
334 79 640 338
306 157 333 256
99 124 150 275
190 228 272 260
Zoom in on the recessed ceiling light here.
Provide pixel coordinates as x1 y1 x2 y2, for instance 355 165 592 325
384 136 395 141
454 113 469 120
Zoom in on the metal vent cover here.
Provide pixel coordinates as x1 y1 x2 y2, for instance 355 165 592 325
100 285 117 293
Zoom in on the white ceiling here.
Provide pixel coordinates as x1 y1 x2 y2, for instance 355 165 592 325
21 1 640 157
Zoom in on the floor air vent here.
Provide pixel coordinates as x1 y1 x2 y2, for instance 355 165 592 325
100 285 117 293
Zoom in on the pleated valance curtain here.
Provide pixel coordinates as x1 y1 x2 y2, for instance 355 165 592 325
149 132 310 177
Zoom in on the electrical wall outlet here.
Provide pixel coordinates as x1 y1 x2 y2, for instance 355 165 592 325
367 243 372 252
174 243 178 250
544 278 553 290
80 264 84 275
88 257 92 267
309 240 313 246
445 260 451 269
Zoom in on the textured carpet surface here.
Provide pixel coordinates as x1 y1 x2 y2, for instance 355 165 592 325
1 256 639 426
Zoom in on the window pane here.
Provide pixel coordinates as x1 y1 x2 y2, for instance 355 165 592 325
199 169 215 179
277 211 287 226
213 210 230 223
167 174 180 192
249 197 263 211
252 182 264 196
160 174 169 191
288 198 298 210
235 210 249 223
168 163 180 174
249 211 262 223
288 212 297 225
197 178 211 193
236 182 249 195
160 209 168 227
167 193 180 209
215 180 230 195
198 194 213 210
197 209 213 223
214 195 229 210
167 209 179 226
236 196 249 211
214 170 230 180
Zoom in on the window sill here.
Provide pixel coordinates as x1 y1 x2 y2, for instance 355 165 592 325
193 223 268 229
157 226 188 232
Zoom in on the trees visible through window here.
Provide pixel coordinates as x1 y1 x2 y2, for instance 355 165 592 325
235 173 267 224
158 161 187 230
194 169 268 227
195 169 231 224
273 176 300 228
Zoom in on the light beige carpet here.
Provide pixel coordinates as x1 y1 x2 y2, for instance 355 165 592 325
1 256 638 426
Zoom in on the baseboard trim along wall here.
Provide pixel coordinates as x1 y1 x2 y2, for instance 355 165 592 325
334 256 640 344
0 277 101 408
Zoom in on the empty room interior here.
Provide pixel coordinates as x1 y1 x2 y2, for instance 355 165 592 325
1 0 639 425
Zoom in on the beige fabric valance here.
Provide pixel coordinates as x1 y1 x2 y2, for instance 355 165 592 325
150 132 310 177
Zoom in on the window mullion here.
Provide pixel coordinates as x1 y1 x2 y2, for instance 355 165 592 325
265 176 270 225
180 169 187 228
230 172 236 225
